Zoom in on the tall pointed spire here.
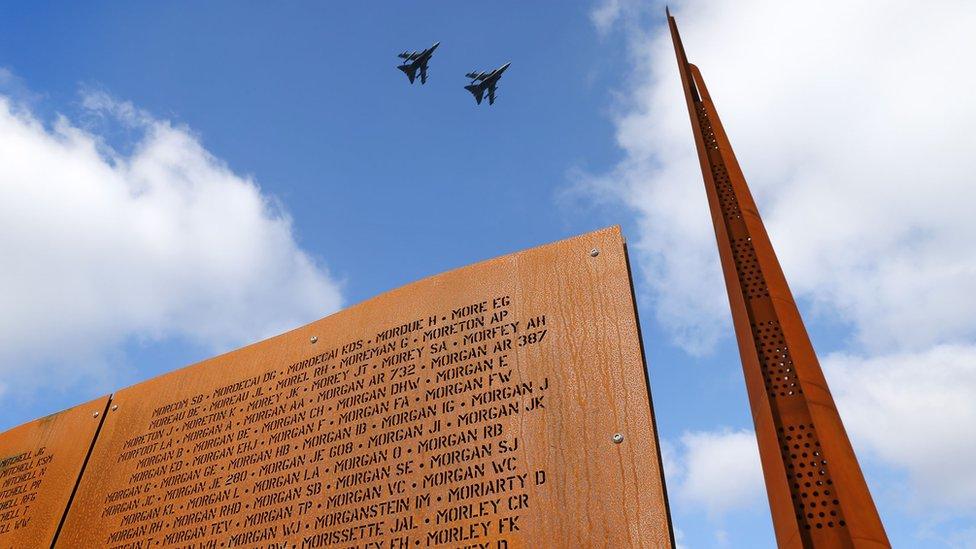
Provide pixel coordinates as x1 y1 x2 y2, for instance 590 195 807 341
666 11 889 548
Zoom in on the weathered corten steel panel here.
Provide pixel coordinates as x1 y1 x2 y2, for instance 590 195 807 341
57 227 673 548
0 396 109 547
667 10 889 548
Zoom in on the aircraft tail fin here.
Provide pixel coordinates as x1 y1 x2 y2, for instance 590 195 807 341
397 64 417 84
464 84 484 105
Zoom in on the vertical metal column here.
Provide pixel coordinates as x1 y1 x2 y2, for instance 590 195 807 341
666 10 889 548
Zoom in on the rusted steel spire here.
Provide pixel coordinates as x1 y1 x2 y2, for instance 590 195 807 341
666 10 889 548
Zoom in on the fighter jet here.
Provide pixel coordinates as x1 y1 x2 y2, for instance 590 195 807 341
464 62 511 105
397 42 440 85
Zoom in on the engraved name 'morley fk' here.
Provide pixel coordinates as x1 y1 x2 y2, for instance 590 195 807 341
667 8 889 549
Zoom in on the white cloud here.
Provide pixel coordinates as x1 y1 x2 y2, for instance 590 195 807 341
589 0 976 531
588 0 976 354
670 429 764 516
825 345 976 511
590 0 623 36
0 87 342 399
583 0 976 545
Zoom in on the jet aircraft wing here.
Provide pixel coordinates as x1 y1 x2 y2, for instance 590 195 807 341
398 63 418 83
464 84 484 104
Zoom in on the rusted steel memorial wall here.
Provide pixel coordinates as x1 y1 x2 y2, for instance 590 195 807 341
1 227 674 548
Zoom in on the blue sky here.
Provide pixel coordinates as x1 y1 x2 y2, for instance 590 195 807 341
1 1 974 547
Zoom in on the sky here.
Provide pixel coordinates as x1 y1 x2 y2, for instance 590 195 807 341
1 1 974 547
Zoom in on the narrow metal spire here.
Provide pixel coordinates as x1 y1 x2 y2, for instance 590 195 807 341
667 10 890 548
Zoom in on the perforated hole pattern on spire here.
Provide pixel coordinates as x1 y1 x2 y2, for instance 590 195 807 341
696 101 848 533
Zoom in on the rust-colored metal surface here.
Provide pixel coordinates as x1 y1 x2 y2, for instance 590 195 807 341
0 396 109 548
57 226 673 548
667 11 889 548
